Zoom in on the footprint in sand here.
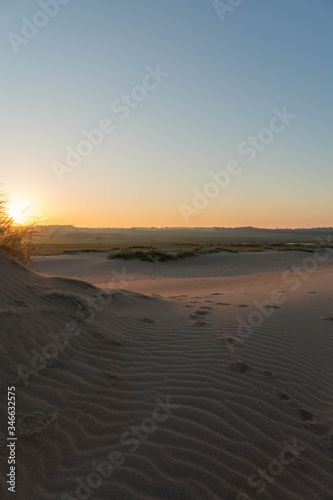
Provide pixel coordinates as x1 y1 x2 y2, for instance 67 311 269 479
193 321 207 327
112 340 122 347
237 304 249 308
228 361 249 373
299 408 315 421
141 317 155 323
263 370 275 380
298 409 331 435
18 411 57 436
200 306 212 310
308 291 317 294
0 308 12 317
211 293 222 296
276 390 291 401
12 300 28 307
216 302 231 306
264 305 280 309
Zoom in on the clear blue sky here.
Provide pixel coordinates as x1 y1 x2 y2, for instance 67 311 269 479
1 0 332 227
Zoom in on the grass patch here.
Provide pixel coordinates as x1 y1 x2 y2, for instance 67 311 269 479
106 241 333 262
107 246 241 262
0 194 38 264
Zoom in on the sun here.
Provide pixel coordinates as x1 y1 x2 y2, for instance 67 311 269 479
7 202 31 225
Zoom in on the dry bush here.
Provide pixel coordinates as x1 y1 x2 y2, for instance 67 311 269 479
0 193 38 264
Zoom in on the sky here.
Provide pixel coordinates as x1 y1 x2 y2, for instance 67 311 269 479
0 0 332 228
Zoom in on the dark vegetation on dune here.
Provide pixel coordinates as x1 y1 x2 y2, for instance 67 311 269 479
106 241 333 262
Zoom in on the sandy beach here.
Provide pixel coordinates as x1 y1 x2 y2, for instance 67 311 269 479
0 249 332 499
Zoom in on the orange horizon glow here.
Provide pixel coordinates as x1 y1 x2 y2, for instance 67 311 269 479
7 191 332 230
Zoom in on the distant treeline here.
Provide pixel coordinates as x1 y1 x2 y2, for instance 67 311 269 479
212 227 333 234
34 225 333 233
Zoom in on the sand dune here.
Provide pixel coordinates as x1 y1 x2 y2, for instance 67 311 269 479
1 249 333 499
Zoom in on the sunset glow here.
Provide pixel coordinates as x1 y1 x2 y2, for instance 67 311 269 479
7 202 32 225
